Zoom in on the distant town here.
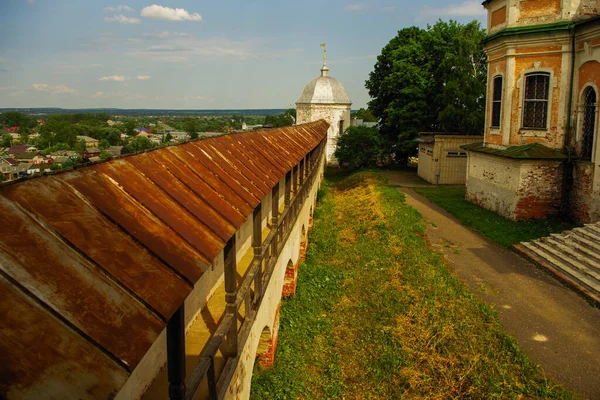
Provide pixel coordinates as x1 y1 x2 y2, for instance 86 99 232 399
0 108 378 183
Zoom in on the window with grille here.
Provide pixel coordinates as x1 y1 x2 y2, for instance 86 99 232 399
522 72 550 129
582 86 597 161
491 76 502 128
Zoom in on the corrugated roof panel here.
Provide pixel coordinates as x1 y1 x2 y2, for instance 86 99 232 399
200 142 269 200
60 169 209 281
234 135 288 175
216 136 279 188
94 161 224 262
0 275 129 400
127 153 236 242
0 196 163 369
4 177 191 321
184 143 262 207
166 145 253 217
146 149 246 227
205 141 271 195
0 120 329 398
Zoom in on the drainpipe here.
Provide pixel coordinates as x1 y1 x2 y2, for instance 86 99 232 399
560 24 576 218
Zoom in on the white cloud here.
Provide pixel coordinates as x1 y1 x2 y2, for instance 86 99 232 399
128 36 262 62
99 75 126 81
143 31 191 38
141 5 202 21
104 5 134 13
137 75 151 80
31 84 76 94
344 4 366 12
105 14 141 24
420 1 485 17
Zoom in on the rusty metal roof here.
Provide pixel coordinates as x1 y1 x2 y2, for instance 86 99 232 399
0 120 328 399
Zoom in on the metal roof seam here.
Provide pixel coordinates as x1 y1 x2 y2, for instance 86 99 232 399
233 137 287 175
145 152 242 230
120 158 231 244
164 147 249 219
187 145 261 208
206 144 270 195
9 199 170 325
57 176 197 289
0 269 133 373
97 167 219 263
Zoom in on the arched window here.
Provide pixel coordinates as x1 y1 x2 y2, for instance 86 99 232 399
523 72 550 129
491 76 502 128
582 86 597 161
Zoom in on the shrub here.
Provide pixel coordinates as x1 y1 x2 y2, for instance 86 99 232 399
334 126 383 170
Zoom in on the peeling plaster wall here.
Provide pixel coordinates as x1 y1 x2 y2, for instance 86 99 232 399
465 152 563 220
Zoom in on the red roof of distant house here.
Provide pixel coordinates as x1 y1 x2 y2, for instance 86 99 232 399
4 126 19 133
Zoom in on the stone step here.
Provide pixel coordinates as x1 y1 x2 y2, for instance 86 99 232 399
584 223 600 236
572 226 600 243
516 242 600 303
541 237 600 279
558 231 600 257
548 233 600 267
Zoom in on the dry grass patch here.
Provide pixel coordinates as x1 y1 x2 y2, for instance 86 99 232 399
250 171 573 400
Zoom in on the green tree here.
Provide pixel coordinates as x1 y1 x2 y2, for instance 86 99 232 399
264 109 295 128
98 139 110 150
185 119 199 136
98 127 122 145
366 20 486 165
0 111 36 129
334 126 383 171
126 136 156 153
354 108 377 122
124 120 137 137
1 133 12 148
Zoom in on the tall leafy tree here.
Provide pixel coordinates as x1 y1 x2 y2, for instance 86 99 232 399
366 20 486 164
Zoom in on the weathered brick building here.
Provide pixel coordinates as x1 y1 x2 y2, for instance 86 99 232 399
463 0 600 222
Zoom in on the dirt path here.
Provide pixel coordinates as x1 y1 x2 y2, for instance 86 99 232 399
382 172 600 399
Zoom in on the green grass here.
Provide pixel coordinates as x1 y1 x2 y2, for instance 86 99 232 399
413 186 578 247
250 171 573 399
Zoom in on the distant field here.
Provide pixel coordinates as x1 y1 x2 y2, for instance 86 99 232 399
0 108 288 117
250 172 572 399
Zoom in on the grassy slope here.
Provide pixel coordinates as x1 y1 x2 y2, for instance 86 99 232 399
250 172 572 399
413 186 578 248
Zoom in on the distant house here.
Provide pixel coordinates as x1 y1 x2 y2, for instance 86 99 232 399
80 147 101 159
136 128 151 134
14 152 49 165
104 146 129 157
417 133 481 185
7 145 38 156
76 136 100 148
3 126 19 133
0 157 21 181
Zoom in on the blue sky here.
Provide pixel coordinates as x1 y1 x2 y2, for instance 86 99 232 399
0 1 486 109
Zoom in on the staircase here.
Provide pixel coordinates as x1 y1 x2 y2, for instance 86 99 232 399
514 223 600 303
